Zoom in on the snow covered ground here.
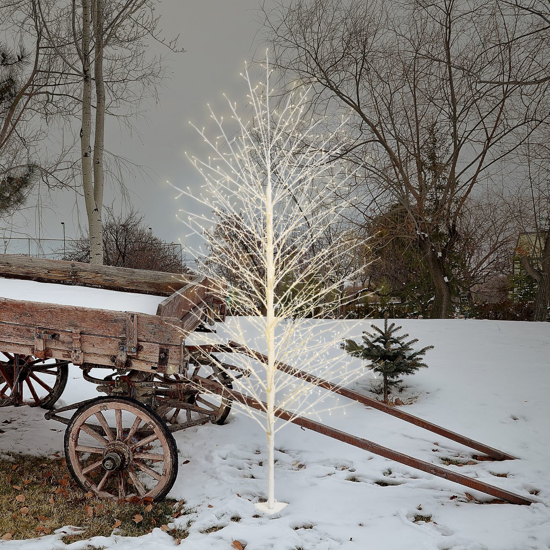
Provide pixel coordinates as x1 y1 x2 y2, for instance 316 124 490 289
0 280 549 549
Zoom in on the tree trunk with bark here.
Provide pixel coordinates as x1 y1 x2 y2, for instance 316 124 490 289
521 232 550 321
80 0 103 265
419 237 452 319
91 0 105 263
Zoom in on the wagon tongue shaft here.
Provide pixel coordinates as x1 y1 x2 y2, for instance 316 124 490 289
198 378 535 507
223 342 516 462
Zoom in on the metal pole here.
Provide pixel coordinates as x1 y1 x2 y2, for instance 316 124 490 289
60 222 66 259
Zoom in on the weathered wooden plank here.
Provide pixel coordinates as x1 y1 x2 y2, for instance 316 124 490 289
0 298 186 345
0 339 181 374
0 322 173 364
181 303 209 333
156 278 209 319
0 254 193 296
0 342 33 356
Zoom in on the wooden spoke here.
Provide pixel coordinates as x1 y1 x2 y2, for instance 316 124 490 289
95 412 115 442
133 452 165 462
31 368 59 376
83 459 103 475
28 373 53 393
75 445 104 454
130 432 159 450
115 409 123 440
0 365 14 389
118 472 126 499
25 378 41 406
97 471 111 492
124 416 142 443
80 424 109 447
128 466 147 496
134 460 162 481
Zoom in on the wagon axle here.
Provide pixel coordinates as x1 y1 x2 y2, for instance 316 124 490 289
102 451 125 472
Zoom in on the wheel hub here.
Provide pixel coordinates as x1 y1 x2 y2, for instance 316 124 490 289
102 442 131 471
102 452 122 471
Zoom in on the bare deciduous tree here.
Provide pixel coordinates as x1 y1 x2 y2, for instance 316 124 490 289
263 0 549 317
1 1 76 218
66 208 187 273
481 1 550 320
502 135 550 320
35 0 180 264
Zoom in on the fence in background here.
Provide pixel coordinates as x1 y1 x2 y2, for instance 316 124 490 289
0 237 186 268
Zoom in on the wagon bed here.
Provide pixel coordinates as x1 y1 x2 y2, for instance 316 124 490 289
0 255 222 375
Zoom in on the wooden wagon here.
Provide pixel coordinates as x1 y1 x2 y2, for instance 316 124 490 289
0 255 536 506
0 255 232 501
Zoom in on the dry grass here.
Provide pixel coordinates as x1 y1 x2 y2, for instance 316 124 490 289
439 457 477 467
413 514 433 524
199 524 225 534
0 453 192 542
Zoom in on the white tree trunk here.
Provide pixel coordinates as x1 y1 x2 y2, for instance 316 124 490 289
85 0 105 266
265 144 276 510
93 0 105 219
81 0 103 265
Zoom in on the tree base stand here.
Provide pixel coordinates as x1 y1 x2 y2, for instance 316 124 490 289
255 501 288 514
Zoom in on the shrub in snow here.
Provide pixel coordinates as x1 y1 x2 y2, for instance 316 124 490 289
342 315 433 403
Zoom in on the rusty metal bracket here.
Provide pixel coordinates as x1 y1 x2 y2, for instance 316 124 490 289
157 347 170 373
34 329 58 359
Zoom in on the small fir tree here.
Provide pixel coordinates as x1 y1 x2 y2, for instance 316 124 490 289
342 316 433 403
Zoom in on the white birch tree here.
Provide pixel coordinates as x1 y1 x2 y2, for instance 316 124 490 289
36 0 179 264
176 62 369 513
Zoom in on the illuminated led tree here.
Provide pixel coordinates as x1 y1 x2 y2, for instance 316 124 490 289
176 61 368 513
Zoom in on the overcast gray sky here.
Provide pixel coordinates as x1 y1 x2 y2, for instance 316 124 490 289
3 0 277 259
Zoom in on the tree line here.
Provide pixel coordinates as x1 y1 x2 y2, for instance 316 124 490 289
257 0 550 320
2 0 550 320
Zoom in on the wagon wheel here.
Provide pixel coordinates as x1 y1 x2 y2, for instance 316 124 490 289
64 396 178 501
154 365 233 427
0 353 69 409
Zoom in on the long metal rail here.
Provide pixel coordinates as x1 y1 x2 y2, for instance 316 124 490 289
199 342 516 461
198 378 535 506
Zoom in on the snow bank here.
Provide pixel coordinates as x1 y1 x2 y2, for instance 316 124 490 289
0 277 165 315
